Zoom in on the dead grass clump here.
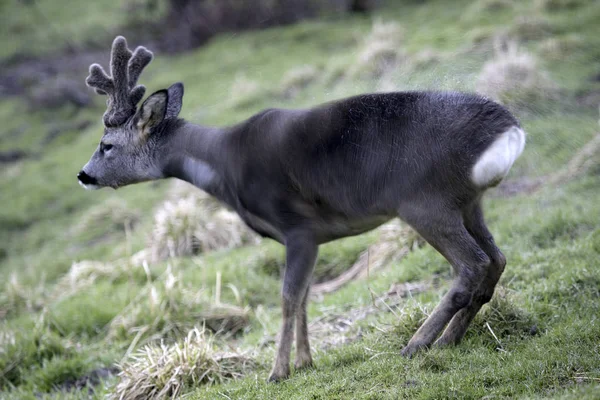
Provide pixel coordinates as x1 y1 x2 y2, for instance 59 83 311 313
412 49 443 69
0 329 16 350
111 327 255 400
511 15 554 41
280 65 320 98
538 34 585 60
228 73 262 109
476 39 556 105
51 260 132 302
0 273 45 317
375 73 402 93
352 19 407 78
149 190 259 262
72 197 139 236
108 267 249 342
151 195 202 260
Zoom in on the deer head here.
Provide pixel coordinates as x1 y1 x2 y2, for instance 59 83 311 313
78 36 184 190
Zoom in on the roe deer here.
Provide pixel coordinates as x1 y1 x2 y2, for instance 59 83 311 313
78 36 525 382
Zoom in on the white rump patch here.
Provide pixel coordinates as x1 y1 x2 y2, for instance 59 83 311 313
471 126 526 187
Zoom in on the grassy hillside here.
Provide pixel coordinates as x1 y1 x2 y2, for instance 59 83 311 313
1 0 599 399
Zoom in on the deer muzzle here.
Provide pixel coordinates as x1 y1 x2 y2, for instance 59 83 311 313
77 170 100 190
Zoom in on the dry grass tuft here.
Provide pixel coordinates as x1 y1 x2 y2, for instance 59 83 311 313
511 15 554 41
228 73 262 109
352 19 406 78
412 48 443 69
72 197 139 236
51 260 132 302
0 273 45 316
111 327 256 400
151 195 203 260
108 266 250 342
0 329 16 350
149 187 259 262
538 34 585 60
280 65 320 98
476 39 556 105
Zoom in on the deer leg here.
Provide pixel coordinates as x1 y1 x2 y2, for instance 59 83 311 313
295 286 313 370
400 210 490 358
435 202 506 346
268 232 317 382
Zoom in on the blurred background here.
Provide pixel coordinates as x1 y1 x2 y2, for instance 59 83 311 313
1 0 599 399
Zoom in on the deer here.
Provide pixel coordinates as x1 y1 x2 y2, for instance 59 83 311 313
78 36 525 382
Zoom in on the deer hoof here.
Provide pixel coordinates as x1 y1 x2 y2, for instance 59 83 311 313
401 342 427 358
294 359 314 370
267 366 290 383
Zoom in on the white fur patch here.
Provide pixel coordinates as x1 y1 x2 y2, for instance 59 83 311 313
78 181 101 191
471 126 526 187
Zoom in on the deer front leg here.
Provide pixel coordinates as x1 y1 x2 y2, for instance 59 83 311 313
295 287 313 370
268 232 317 382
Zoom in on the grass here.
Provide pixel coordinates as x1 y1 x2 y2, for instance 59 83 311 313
1 0 600 398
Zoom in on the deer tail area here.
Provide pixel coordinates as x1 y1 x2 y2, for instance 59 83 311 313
471 126 526 188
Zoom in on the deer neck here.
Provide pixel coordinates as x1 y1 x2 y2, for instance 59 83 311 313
161 121 233 201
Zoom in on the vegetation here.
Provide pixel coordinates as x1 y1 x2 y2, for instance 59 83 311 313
1 0 599 399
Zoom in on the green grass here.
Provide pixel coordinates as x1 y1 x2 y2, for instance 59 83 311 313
1 0 600 398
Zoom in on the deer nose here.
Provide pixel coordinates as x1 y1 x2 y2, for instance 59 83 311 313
77 170 97 185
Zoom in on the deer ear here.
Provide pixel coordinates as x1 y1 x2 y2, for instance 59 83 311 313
137 90 167 134
166 82 184 119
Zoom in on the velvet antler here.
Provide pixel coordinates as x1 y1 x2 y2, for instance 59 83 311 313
86 36 153 127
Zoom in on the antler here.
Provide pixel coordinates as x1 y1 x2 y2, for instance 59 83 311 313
86 36 153 127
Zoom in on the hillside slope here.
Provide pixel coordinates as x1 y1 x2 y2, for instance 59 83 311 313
1 0 599 399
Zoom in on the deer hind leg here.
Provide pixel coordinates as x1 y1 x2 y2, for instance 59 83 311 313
435 202 506 347
268 232 317 382
399 208 490 358
295 286 314 370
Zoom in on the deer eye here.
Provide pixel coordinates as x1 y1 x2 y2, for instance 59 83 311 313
100 143 113 153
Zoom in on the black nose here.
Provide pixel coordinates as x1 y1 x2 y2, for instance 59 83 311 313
77 170 97 185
